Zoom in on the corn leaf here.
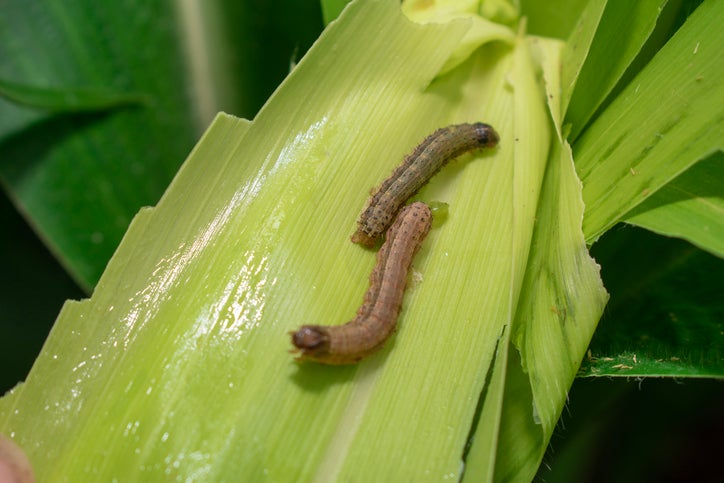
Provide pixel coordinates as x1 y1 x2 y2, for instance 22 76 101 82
1 0 719 481
464 34 609 478
519 0 591 39
623 151 724 258
559 0 607 116
582 225 724 377
575 0 724 243
565 0 669 140
0 0 611 479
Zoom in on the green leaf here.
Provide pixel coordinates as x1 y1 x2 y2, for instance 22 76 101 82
520 0 591 39
0 1 323 291
575 0 724 243
321 0 352 24
465 130 609 480
623 151 724 258
401 0 517 75
580 226 724 378
0 1 608 480
0 1 200 291
465 56 609 473
565 0 669 140
559 0 607 115
205 0 324 116
0 78 146 113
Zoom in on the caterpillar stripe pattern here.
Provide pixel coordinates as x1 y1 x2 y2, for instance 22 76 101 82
351 122 498 246
291 202 432 364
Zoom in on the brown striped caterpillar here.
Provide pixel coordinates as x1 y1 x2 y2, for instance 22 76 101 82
351 122 498 246
291 202 432 364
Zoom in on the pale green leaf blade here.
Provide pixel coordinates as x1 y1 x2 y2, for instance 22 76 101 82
401 0 516 75
565 0 669 140
480 350 542 482
462 325 511 482
576 0 724 243
0 0 603 478
315 19 545 481
559 0 607 115
466 33 608 482
512 137 608 430
468 109 608 483
2 1 519 479
623 151 724 258
0 0 659 480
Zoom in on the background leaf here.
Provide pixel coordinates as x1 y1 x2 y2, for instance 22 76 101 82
580 225 723 377
0 78 146 113
0 0 323 291
565 0 670 140
574 0 723 242
0 1 199 290
623 151 724 258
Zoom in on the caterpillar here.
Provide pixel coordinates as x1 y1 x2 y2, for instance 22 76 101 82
291 202 432 364
351 122 498 246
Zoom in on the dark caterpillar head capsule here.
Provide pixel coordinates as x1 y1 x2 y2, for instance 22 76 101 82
471 122 500 149
290 326 331 361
